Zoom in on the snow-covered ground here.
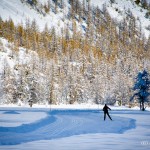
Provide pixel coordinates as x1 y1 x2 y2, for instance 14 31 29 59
0 106 150 150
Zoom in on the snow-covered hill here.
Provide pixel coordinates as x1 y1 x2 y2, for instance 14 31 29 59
0 0 68 34
92 0 150 38
0 0 150 106
0 0 150 37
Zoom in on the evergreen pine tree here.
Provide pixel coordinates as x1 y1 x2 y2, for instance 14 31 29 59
130 70 150 111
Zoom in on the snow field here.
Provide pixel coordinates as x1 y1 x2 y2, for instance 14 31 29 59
1 107 149 150
0 109 135 145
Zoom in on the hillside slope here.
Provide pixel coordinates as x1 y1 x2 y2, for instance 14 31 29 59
0 0 150 105
0 0 150 37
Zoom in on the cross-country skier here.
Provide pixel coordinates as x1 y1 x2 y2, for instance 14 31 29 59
103 104 112 121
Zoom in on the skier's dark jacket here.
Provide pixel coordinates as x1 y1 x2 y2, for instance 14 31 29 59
103 104 111 113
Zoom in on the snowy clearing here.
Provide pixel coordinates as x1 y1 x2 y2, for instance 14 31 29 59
0 107 150 150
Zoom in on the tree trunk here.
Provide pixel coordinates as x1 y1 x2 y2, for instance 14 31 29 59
141 101 145 111
140 102 142 110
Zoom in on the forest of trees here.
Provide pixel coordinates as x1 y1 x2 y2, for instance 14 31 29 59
0 0 150 106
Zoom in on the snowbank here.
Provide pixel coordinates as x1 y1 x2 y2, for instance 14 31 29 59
0 103 150 111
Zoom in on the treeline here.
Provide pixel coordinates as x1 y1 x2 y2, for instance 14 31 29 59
0 0 150 105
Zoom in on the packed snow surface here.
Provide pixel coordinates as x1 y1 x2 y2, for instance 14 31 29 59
0 107 150 150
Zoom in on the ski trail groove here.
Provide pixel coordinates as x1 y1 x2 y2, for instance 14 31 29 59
0 110 136 145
